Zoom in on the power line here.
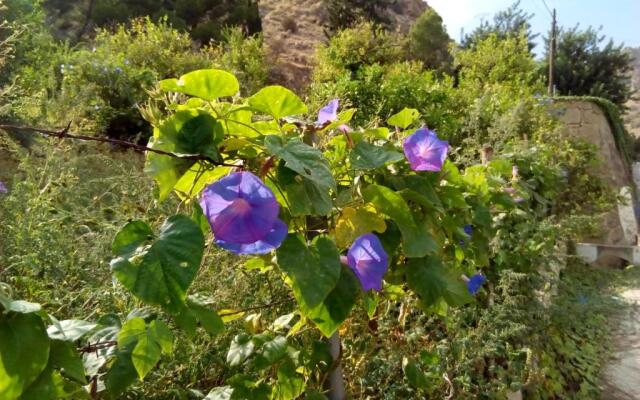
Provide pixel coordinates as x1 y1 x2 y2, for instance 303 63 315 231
541 0 553 17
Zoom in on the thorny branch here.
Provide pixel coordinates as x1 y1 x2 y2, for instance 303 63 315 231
77 340 117 354
0 123 240 167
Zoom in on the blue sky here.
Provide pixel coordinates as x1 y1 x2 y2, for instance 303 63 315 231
427 0 640 55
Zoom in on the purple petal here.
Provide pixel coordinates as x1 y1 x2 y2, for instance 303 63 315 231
0 181 7 194
403 128 448 172
316 99 339 125
200 171 280 244
346 233 389 291
463 224 473 237
215 219 288 255
338 124 352 133
467 274 486 295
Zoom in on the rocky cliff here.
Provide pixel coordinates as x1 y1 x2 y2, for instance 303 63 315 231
258 0 428 91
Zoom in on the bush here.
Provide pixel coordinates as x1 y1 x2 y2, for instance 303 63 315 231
312 21 407 83
43 0 263 44
8 17 268 141
408 8 453 73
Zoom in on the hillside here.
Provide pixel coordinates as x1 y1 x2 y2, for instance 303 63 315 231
258 0 428 91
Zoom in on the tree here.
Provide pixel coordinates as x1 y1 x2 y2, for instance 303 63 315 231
43 0 262 44
550 26 633 106
408 8 452 73
463 0 538 51
324 0 394 32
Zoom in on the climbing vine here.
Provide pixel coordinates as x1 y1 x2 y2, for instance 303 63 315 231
0 69 610 399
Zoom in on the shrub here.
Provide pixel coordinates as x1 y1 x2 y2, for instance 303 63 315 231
312 21 407 83
8 18 268 141
408 8 453 73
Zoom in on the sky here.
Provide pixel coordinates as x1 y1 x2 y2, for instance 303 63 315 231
427 0 640 55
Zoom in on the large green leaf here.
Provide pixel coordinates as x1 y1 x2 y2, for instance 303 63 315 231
0 294 41 314
300 265 360 337
48 340 86 385
248 86 307 119
276 234 341 309
285 178 332 216
387 108 420 129
402 357 428 389
363 184 436 258
146 110 223 201
159 69 239 101
131 335 161 380
265 135 336 190
227 334 255 367
47 320 96 342
184 295 224 336
349 141 404 170
105 319 142 398
0 312 50 400
20 363 86 400
272 360 305 400
406 257 472 308
111 215 204 313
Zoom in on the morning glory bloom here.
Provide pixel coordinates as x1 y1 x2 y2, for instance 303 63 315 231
215 220 288 255
463 224 473 237
466 274 486 295
345 233 389 291
316 99 339 125
114 67 123 74
0 181 7 194
200 171 287 255
403 128 449 172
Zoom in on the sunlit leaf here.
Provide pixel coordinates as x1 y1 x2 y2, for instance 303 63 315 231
159 69 239 100
334 205 386 248
111 215 204 313
387 108 420 129
248 86 307 119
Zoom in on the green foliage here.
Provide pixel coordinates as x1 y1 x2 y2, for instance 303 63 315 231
111 215 205 313
43 0 262 44
7 17 267 142
550 25 634 106
408 9 453 73
0 44 619 400
313 21 407 83
323 0 394 32
462 0 538 51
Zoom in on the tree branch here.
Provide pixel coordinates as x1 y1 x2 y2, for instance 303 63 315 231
0 123 240 167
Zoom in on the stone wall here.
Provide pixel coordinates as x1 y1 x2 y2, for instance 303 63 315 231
558 100 637 250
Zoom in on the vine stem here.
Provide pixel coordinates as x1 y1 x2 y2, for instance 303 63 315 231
327 332 346 400
0 123 240 167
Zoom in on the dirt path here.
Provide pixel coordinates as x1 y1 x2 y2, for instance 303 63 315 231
601 289 640 399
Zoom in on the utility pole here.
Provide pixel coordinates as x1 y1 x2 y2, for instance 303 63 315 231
548 8 557 96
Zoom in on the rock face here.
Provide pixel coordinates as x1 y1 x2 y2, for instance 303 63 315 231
558 100 637 258
258 0 428 91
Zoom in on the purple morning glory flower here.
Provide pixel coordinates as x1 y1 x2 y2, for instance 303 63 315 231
0 181 7 194
345 233 389 291
316 99 339 125
403 128 448 172
200 171 287 254
463 224 473 237
215 219 288 255
466 274 486 295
